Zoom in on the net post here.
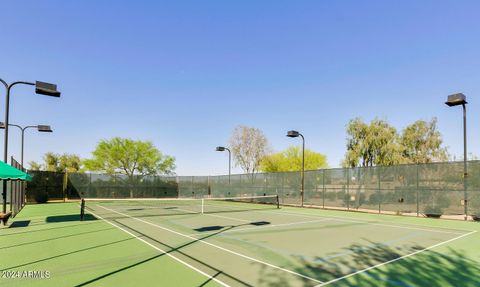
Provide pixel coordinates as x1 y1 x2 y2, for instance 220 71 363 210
276 195 280 209
80 199 85 221
201 198 204 214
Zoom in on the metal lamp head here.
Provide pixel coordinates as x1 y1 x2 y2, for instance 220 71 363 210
287 130 300 138
37 125 53 132
0 122 5 129
445 93 467 107
216 146 226 152
35 81 61 97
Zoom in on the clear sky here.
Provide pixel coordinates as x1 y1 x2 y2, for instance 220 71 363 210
1 1 480 175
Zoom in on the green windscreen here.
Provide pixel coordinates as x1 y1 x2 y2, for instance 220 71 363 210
67 160 480 218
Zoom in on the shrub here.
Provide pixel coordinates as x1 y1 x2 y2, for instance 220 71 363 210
34 192 48 203
424 205 442 218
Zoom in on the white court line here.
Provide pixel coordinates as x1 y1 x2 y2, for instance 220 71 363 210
87 209 231 287
258 210 470 235
314 230 477 286
201 212 251 223
187 219 332 237
98 205 324 284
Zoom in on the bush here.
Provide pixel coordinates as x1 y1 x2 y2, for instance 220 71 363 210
34 192 48 203
424 205 442 218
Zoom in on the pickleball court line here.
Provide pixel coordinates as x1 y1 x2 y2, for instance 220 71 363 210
98 204 325 284
314 229 477 286
87 209 231 287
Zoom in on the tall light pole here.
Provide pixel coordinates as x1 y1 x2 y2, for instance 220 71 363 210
445 93 468 220
0 79 60 213
216 146 231 184
287 130 305 207
0 123 53 166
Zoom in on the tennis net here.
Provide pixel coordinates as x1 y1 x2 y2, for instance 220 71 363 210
80 195 279 220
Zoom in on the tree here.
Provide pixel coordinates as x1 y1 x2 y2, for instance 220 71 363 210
84 137 175 177
344 118 403 168
28 152 82 172
28 161 42 171
59 154 82 172
400 118 448 164
229 126 270 174
44 152 59 172
260 146 328 172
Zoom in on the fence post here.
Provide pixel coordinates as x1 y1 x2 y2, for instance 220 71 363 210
322 169 325 209
191 176 194 197
416 164 420 216
346 168 350 210
88 173 92 197
62 172 67 202
264 174 268 195
176 176 179 198
377 167 381 214
207 176 211 196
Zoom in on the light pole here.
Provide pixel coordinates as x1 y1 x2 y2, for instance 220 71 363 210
445 93 468 220
216 146 231 184
0 79 60 213
287 130 305 207
0 123 53 166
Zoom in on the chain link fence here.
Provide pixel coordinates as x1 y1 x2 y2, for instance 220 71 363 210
24 160 480 219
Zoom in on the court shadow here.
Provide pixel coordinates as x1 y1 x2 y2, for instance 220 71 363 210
46 214 97 223
250 221 270 226
9 220 31 228
194 226 224 232
4 237 137 271
193 221 271 233
1 221 102 237
1 227 116 250
257 239 480 287
75 219 253 287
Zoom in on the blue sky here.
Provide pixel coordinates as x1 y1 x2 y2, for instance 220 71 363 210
1 1 480 175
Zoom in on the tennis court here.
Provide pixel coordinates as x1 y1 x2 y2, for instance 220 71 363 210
2 196 479 287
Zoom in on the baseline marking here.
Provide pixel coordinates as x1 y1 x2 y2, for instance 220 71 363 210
88 209 231 287
314 230 477 286
99 205 324 284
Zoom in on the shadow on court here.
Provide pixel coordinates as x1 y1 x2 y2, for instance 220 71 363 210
194 221 271 233
74 219 255 287
3 220 103 236
9 220 31 228
257 241 480 287
46 214 97 223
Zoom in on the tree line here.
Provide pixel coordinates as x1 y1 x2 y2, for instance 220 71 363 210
28 117 448 179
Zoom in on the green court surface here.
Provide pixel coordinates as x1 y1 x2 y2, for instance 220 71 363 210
1 202 479 287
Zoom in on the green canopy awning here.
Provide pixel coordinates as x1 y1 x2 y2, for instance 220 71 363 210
0 161 32 181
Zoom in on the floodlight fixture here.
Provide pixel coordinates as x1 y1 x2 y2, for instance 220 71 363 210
37 125 53 132
287 130 300 138
35 81 61 97
445 93 467 107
